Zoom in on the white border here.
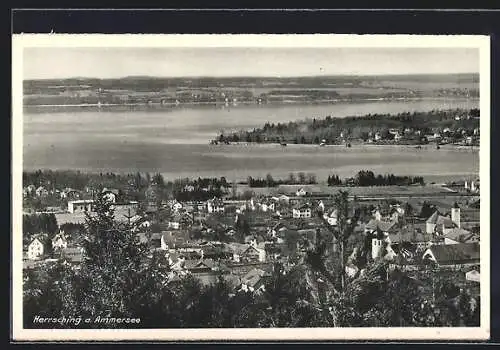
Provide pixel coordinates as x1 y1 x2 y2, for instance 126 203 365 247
11 34 490 342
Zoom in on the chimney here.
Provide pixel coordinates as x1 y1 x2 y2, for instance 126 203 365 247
451 202 461 228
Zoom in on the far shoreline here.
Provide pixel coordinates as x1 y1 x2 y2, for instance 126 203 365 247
22 96 479 113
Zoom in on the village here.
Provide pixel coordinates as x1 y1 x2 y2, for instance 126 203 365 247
22 174 481 298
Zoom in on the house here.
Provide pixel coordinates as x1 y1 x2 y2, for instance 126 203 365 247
168 214 183 229
443 228 477 245
296 188 308 197
425 211 456 234
207 198 225 213
269 222 288 238
150 232 162 248
292 203 312 219
129 215 151 231
273 194 290 204
185 259 216 273
225 242 249 263
169 254 187 271
388 229 434 251
241 244 267 263
59 246 85 265
27 237 46 260
162 230 192 251
259 199 275 212
172 201 183 212
183 184 196 192
60 188 81 200
239 268 271 294
422 242 480 267
35 186 49 197
51 232 68 250
365 219 398 260
373 206 402 223
465 269 480 283
23 184 36 197
101 188 118 203
323 208 338 226
68 199 94 213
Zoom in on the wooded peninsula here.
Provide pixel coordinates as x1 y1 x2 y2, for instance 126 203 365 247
214 108 480 146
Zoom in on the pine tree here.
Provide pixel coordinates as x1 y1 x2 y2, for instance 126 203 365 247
78 193 164 326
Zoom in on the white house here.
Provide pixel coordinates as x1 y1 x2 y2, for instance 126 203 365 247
323 208 338 226
24 184 36 197
51 232 68 250
242 243 267 263
465 270 480 283
102 191 117 203
292 203 312 218
60 188 81 199
259 199 275 212
207 198 225 213
172 201 183 212
168 214 182 230
425 210 456 234
296 188 308 197
68 199 94 213
35 186 49 197
275 194 290 203
28 238 45 260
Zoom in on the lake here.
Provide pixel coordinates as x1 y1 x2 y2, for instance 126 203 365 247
23 98 480 182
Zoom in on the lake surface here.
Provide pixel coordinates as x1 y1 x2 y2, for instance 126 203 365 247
23 99 480 182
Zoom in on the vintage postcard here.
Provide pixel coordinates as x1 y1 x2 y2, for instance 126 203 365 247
11 34 490 341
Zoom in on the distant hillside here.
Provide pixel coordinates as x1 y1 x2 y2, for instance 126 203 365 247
24 73 479 90
23 73 479 108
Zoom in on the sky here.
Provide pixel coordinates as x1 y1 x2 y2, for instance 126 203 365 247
23 47 479 80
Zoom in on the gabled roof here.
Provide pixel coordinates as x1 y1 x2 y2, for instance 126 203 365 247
51 233 67 243
424 243 480 265
243 245 264 255
60 247 84 263
242 268 270 288
224 242 248 255
443 228 472 242
293 203 312 210
365 219 397 233
150 232 162 240
389 228 433 244
426 211 440 224
185 259 215 270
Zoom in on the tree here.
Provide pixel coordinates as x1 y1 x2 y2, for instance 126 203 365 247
77 193 165 326
298 172 306 184
420 201 435 218
318 190 359 292
265 173 275 187
152 173 165 188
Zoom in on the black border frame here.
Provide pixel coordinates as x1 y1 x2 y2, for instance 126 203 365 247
9 8 500 346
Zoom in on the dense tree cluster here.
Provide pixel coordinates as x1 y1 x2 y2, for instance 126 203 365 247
246 173 317 188
351 170 425 187
215 108 479 145
23 213 58 244
327 174 342 186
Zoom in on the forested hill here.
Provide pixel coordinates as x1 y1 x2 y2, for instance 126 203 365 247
215 108 480 145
